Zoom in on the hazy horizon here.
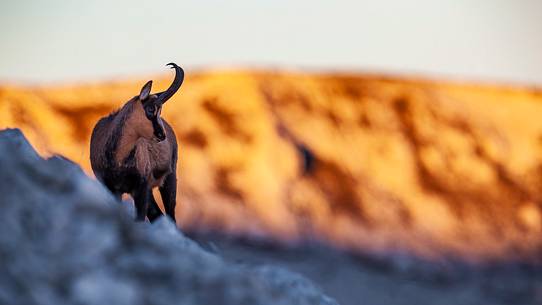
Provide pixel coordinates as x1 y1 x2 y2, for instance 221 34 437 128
1 0 541 85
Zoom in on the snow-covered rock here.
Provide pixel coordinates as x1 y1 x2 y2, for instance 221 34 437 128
0 128 337 305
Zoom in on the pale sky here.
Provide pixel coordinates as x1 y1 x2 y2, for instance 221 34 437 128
1 0 541 85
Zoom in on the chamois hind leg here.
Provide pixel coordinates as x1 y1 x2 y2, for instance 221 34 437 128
133 178 150 221
147 192 163 222
112 193 122 202
98 174 122 202
159 172 177 224
102 178 124 207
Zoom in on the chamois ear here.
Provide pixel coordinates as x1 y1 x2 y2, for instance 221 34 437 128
139 80 153 101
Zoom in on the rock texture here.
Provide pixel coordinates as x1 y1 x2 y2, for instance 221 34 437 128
0 128 337 305
1 71 542 262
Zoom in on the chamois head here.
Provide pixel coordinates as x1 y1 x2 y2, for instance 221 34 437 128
137 63 184 142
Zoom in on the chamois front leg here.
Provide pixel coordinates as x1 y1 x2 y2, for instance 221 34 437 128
133 178 150 221
147 192 163 222
159 172 177 224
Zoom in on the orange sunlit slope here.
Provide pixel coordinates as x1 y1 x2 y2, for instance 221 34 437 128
1 71 542 262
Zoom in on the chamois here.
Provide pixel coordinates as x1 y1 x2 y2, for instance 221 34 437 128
90 63 183 222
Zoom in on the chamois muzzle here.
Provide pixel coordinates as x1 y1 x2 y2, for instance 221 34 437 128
156 63 184 105
152 119 167 142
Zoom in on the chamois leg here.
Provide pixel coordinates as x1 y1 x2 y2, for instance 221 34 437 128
115 193 122 201
110 191 122 202
159 172 177 224
147 192 163 222
133 178 150 221
101 177 122 202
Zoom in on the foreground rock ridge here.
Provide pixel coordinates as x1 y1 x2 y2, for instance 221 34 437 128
2 71 542 261
0 128 337 305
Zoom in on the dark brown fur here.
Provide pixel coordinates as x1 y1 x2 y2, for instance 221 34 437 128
90 63 183 222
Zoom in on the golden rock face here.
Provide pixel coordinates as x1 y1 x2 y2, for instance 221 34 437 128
2 71 542 262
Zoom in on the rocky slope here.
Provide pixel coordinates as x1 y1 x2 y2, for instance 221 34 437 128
194 232 542 305
0 128 337 305
1 70 542 262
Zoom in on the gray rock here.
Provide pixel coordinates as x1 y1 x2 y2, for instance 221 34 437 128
0 128 338 305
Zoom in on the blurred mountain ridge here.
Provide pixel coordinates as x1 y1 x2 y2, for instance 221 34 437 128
2 70 542 263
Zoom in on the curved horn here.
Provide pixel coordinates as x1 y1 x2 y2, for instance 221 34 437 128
156 62 184 104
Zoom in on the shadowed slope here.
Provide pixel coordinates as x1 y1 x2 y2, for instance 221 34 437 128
0 128 337 305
